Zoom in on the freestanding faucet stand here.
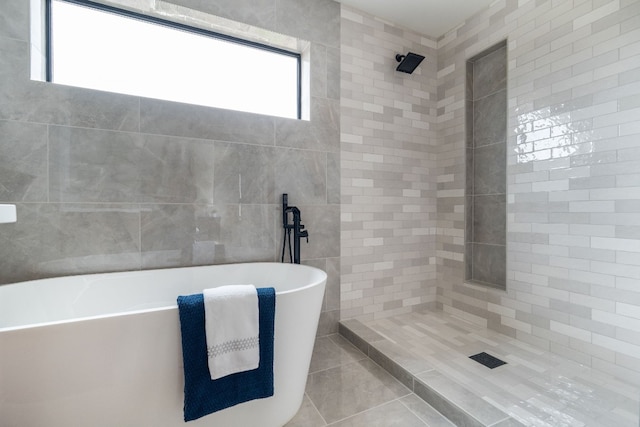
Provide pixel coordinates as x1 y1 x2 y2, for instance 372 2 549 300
281 194 308 264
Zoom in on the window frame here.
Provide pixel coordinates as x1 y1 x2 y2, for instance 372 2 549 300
45 0 303 119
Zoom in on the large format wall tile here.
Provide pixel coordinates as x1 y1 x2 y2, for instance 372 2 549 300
298 204 340 260
326 47 341 101
0 0 28 41
275 98 340 152
213 142 275 204
303 258 341 315
0 37 139 131
472 194 506 245
141 203 278 269
0 120 48 202
2 85 140 131
141 204 221 268
0 37 27 83
472 45 507 100
2 0 340 335
299 258 340 336
472 89 507 148
311 44 328 99
0 203 141 284
218 204 278 263
275 0 340 48
473 142 506 195
327 152 340 204
280 204 338 262
171 0 276 30
470 243 505 288
38 85 140 131
275 148 327 205
465 40 507 289
49 126 215 203
140 98 276 145
324 257 341 312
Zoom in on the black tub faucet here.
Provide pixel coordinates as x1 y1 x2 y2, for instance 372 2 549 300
281 194 308 264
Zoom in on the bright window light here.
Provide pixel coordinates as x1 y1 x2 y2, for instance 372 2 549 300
49 0 300 119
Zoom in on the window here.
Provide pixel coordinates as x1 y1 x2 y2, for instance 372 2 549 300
46 0 301 119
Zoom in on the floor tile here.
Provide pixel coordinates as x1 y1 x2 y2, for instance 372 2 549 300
285 394 326 427
327 400 427 427
308 334 366 374
305 358 411 424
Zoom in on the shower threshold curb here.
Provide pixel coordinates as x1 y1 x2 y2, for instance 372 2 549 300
338 318 525 427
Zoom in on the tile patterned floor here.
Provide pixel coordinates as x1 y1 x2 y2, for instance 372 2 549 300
339 310 640 427
286 334 456 426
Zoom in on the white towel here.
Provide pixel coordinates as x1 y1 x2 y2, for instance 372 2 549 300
203 285 260 380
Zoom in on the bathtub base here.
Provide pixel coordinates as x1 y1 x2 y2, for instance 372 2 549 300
0 263 326 427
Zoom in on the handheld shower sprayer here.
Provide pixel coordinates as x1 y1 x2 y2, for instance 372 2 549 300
281 193 308 264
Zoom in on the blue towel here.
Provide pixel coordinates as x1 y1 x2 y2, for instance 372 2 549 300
177 287 275 422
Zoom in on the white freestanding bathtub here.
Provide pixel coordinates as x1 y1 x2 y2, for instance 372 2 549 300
0 263 326 427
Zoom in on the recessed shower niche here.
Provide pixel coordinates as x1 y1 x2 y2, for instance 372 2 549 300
465 41 507 290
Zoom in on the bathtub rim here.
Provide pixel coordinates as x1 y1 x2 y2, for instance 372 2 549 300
0 262 327 333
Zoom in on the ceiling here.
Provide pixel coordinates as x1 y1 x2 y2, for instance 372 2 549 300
335 0 496 39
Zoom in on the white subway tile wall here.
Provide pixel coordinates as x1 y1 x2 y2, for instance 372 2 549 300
438 0 640 381
342 0 640 381
340 7 439 321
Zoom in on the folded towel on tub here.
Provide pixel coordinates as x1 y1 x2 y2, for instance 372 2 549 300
203 285 259 380
177 287 275 422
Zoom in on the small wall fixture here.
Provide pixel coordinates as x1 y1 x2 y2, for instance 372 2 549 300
0 204 17 224
395 52 425 74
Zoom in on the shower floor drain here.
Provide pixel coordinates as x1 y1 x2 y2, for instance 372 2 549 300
469 352 507 369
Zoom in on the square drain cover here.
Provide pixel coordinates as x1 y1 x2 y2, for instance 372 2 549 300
469 352 506 369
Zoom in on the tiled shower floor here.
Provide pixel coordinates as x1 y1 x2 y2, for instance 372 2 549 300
338 310 640 427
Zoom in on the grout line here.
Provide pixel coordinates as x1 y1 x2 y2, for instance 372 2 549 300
398 395 453 427
307 356 366 377
301 390 328 427
486 414 513 427
324 397 409 426
327 333 366 355
138 203 142 269
46 124 50 203
138 97 141 133
413 375 488 427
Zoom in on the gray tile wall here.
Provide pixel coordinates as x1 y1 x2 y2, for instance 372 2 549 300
340 7 439 321
0 0 340 334
465 43 507 289
437 0 640 380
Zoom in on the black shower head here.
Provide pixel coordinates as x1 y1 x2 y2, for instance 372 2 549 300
395 52 425 74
